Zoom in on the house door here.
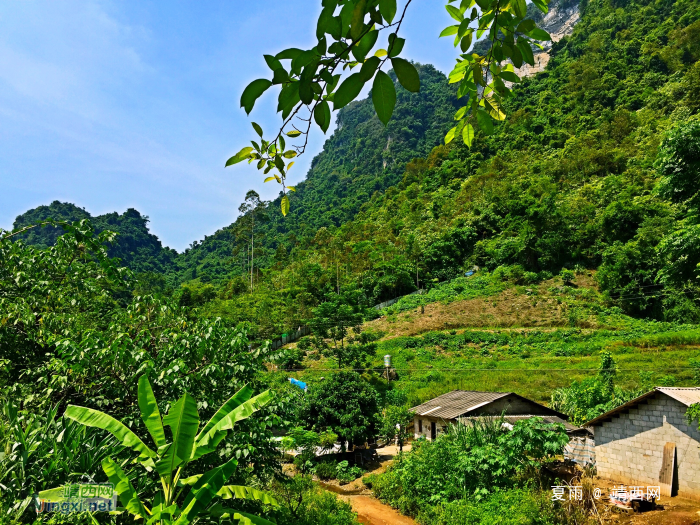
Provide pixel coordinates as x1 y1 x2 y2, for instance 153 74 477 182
430 421 436 440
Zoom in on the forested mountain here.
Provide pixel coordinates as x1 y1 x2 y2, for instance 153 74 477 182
169 63 461 283
10 0 700 334
12 201 177 275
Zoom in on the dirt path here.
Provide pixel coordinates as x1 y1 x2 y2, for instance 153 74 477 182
340 495 417 525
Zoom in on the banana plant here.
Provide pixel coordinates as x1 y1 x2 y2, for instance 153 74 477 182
46 376 278 524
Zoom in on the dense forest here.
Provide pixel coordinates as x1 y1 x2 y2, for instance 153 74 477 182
14 0 700 338
3 0 700 522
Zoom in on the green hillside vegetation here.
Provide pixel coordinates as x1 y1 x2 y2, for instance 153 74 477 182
5 0 700 521
13 201 177 276
168 0 700 343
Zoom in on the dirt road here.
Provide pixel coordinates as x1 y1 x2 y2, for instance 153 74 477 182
340 495 417 525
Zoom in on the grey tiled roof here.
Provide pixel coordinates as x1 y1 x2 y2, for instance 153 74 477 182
410 390 512 420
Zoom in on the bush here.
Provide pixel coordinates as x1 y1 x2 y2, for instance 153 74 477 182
314 460 337 480
336 460 364 484
560 269 576 285
416 489 574 525
371 417 568 514
271 475 360 525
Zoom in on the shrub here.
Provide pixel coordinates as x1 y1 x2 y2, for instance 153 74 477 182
314 460 337 480
560 269 576 285
415 489 571 525
336 460 364 484
271 475 360 525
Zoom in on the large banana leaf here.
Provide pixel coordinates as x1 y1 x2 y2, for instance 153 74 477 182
65 405 156 465
138 376 166 449
195 385 253 441
160 393 199 477
177 477 277 507
193 391 272 460
37 487 65 502
174 457 238 525
216 486 278 506
207 505 276 525
102 457 149 520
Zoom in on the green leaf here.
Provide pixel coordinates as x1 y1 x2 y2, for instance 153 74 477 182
379 0 397 23
286 186 296 192
333 73 365 110
175 457 239 525
391 58 420 93
445 126 457 144
476 109 494 135
281 195 290 217
531 0 549 14
65 405 156 464
159 393 199 476
372 70 396 126
314 100 332 133
440 25 459 37
527 28 551 40
517 40 535 66
102 457 148 520
445 4 464 21
388 34 405 57
286 130 302 137
217 486 278 506
263 55 282 71
512 0 527 18
251 122 263 138
352 29 378 61
499 71 521 83
516 19 536 33
283 150 297 158
462 122 475 147
195 386 253 449
350 0 368 40
263 176 276 183
360 56 381 82
278 83 301 118
207 507 276 525
275 48 303 60
225 147 254 167
460 31 473 52
240 79 272 115
138 376 166 450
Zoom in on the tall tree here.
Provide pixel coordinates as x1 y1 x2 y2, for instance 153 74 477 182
236 190 267 292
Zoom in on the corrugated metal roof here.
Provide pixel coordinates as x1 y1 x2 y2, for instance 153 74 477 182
410 390 511 420
656 387 700 406
585 387 700 427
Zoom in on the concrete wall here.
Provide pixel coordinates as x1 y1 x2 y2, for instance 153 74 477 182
414 415 451 440
593 393 700 500
476 394 555 416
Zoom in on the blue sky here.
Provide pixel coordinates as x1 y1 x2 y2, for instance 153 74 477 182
1 0 457 251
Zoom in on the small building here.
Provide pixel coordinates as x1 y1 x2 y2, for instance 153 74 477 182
411 390 580 440
584 387 700 500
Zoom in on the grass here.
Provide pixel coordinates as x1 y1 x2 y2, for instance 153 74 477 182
288 272 700 409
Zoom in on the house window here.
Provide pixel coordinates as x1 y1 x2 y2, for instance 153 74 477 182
418 419 423 432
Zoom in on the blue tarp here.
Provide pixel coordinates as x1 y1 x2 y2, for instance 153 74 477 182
289 378 307 391
464 271 475 277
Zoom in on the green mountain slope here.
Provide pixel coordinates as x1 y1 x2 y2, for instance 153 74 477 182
169 63 461 283
190 0 700 331
12 201 177 275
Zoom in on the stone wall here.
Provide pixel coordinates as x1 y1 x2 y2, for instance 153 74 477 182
593 393 700 500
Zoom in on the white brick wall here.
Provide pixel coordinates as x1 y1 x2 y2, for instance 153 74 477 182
593 393 700 500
